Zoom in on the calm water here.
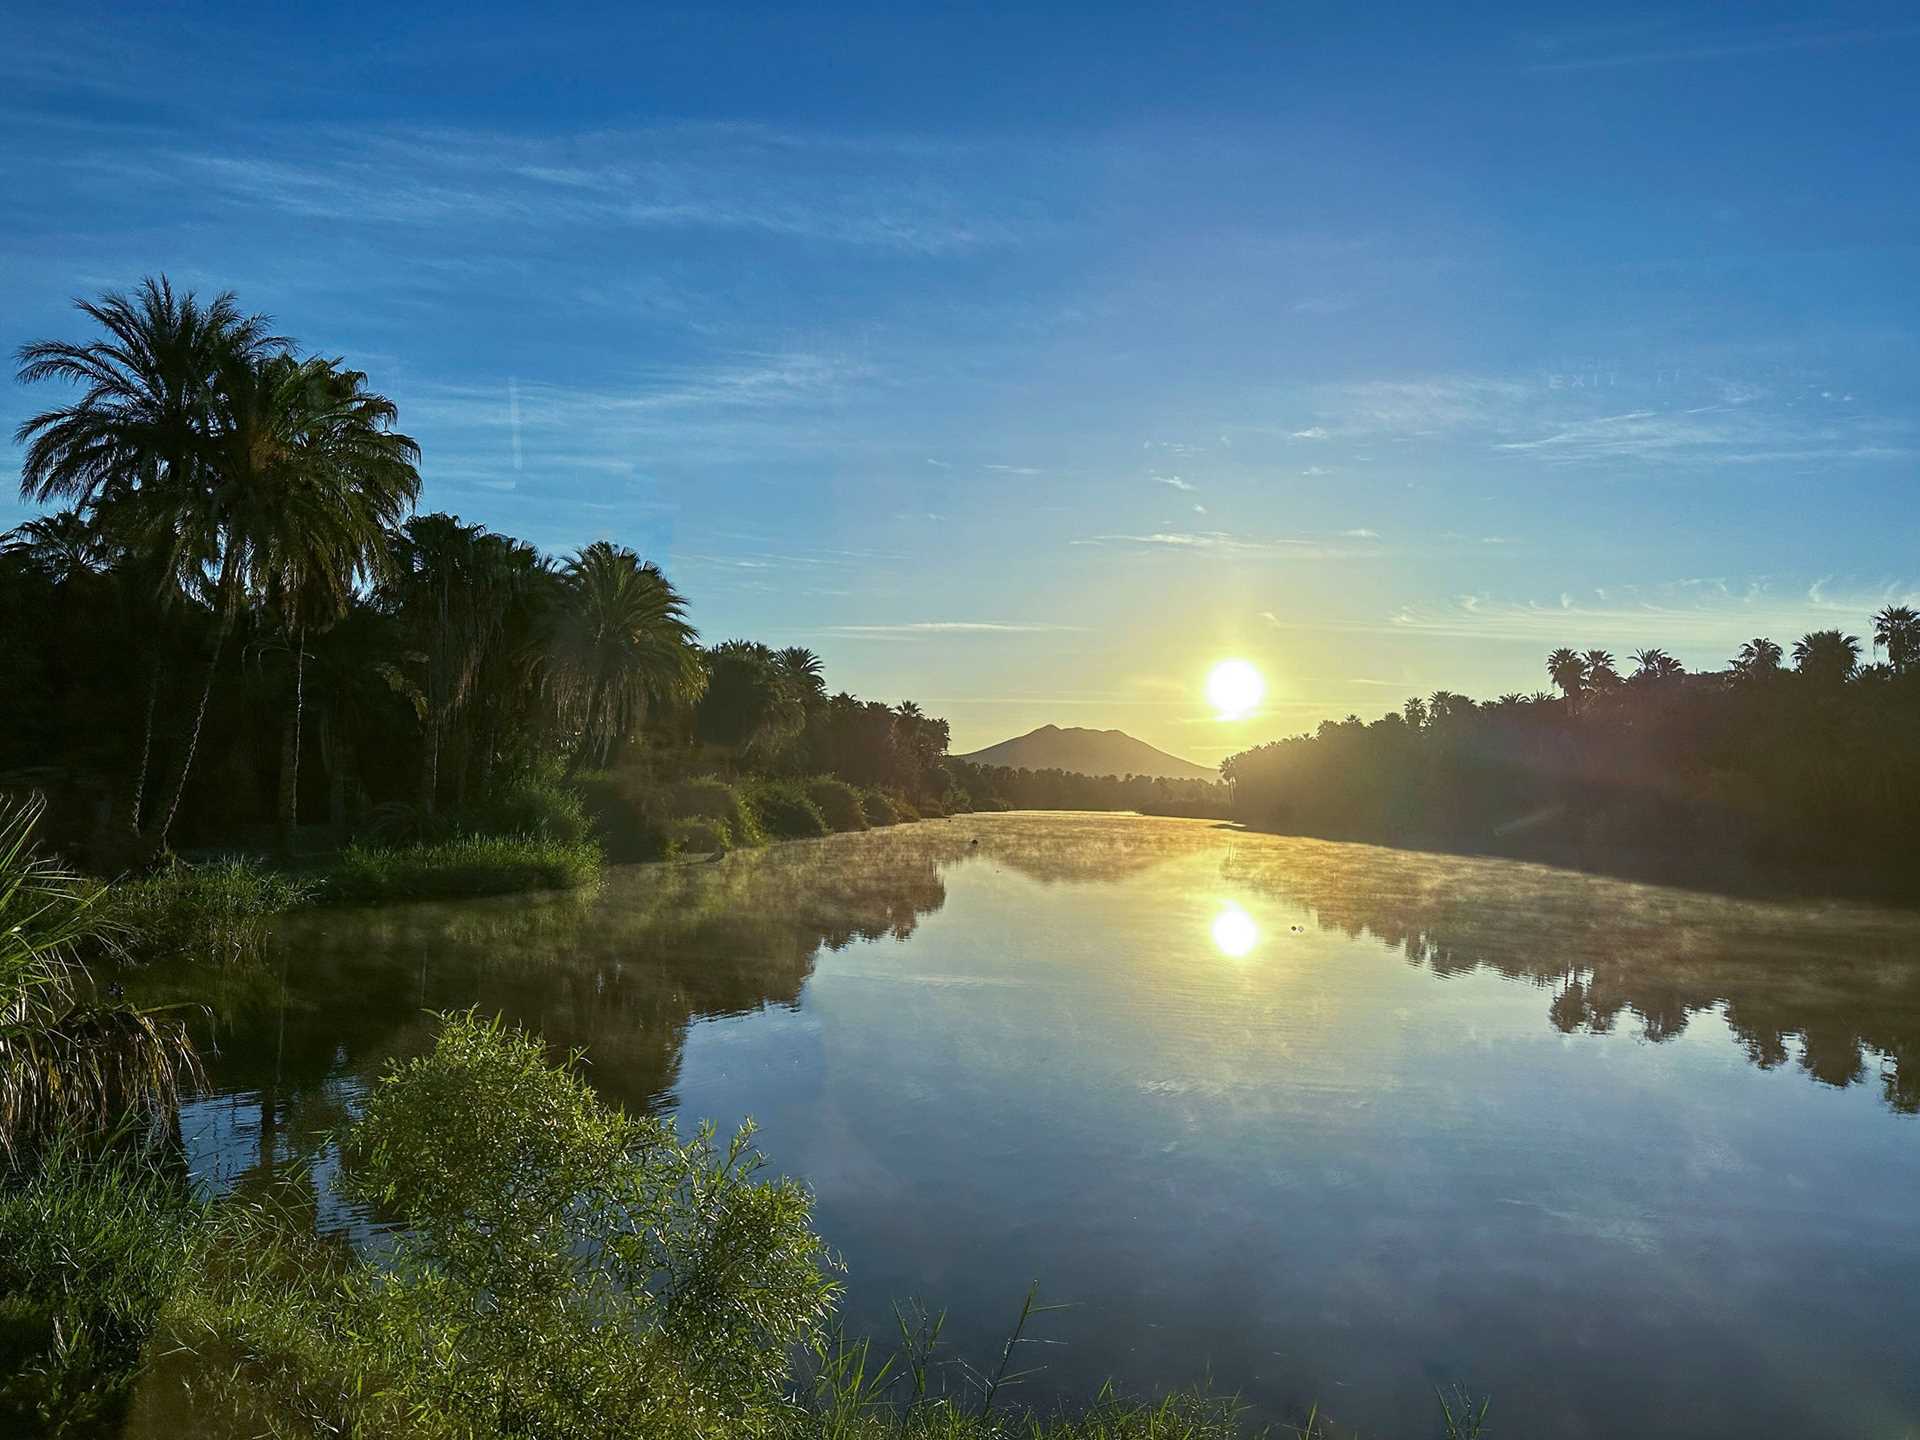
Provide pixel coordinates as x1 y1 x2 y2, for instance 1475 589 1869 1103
154 813 1920 1436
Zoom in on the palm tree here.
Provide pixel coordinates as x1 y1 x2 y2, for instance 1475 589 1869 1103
1631 648 1684 681
696 640 807 762
382 516 545 814
1731 636 1783 679
776 647 827 709
1792 630 1860 688
1582 649 1621 693
546 542 705 776
1 508 105 585
1401 696 1428 730
1546 647 1587 702
217 354 420 852
14 278 284 849
0 796 200 1157
1871 605 1920 674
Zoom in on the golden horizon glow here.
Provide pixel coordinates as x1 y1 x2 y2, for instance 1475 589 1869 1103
1206 658 1265 720
1210 902 1258 958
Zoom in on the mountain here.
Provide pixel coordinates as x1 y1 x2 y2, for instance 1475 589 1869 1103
953 725 1218 781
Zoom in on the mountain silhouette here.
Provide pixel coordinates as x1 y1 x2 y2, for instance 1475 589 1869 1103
955 725 1217 781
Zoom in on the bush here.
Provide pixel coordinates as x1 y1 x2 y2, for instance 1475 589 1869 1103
745 781 830 840
665 817 731 855
859 788 901 826
470 781 594 845
889 793 923 822
571 771 676 862
804 778 869 833
323 835 602 902
104 858 311 967
666 777 765 845
0 1142 206 1428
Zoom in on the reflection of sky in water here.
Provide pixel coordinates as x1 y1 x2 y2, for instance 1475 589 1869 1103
153 815 1920 1439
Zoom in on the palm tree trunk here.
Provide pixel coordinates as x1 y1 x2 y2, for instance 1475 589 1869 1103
419 714 440 816
153 606 235 853
126 661 160 836
275 629 305 858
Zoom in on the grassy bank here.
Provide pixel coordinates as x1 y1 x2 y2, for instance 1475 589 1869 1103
319 833 603 902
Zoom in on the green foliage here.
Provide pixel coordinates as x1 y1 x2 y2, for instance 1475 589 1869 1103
473 778 596 845
323 834 602 902
667 817 733 855
668 776 767 845
0 1140 205 1431
169 1012 839 1437
747 781 831 840
805 778 870 833
0 797 201 1158
859 789 902 827
103 856 311 967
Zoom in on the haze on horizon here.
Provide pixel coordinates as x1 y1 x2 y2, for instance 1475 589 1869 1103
4 4 1917 760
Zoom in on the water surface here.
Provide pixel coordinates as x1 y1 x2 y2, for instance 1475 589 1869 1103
162 813 1920 1436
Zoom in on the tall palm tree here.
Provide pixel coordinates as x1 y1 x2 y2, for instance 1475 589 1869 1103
1792 630 1860 688
1871 605 1920 674
1731 636 1783 679
382 516 543 814
14 278 284 849
1546 647 1587 702
1401 696 1428 730
215 355 420 852
546 542 706 777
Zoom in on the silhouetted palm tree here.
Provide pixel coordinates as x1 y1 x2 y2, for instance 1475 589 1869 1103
1402 696 1428 730
1582 649 1621 693
1732 636 1784 678
1792 630 1860 688
14 277 284 848
0 509 104 585
1871 605 1919 674
1546 647 1587 702
1631 648 1684 681
775 647 827 709
547 542 705 776
217 354 420 851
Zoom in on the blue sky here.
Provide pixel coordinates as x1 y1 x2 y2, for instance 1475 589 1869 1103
4 4 1918 759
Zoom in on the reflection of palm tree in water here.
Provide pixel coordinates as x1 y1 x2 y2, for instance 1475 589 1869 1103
1221 839 1920 1113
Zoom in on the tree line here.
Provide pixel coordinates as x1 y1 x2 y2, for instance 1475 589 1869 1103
0 277 974 862
1222 623 1920 893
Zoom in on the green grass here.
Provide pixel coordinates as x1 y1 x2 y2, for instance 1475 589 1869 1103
101 857 311 968
321 834 603 902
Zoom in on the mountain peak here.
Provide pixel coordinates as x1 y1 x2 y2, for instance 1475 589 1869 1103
954 725 1217 782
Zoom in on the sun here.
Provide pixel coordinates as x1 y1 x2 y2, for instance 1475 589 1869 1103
1206 659 1265 719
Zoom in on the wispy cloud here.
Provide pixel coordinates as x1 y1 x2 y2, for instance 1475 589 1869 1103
1156 475 1196 492
1289 426 1329 440
822 621 1085 638
1523 21 1920 72
1081 530 1383 560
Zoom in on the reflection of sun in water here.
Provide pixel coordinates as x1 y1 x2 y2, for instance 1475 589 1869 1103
1207 659 1265 719
1211 903 1258 958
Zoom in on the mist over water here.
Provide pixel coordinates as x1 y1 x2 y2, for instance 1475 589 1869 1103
162 814 1920 1437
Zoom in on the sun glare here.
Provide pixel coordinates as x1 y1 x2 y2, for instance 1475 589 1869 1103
1210 903 1258 958
1206 659 1264 719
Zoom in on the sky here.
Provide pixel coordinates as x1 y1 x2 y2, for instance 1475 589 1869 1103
4 3 1918 761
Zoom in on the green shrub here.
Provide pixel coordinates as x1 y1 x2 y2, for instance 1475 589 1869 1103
666 776 765 845
323 835 602 902
804 778 869 832
105 858 311 967
571 771 676 862
665 817 731 855
889 793 922 822
470 781 594 845
0 1142 205 1428
859 788 901 826
746 781 830 840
